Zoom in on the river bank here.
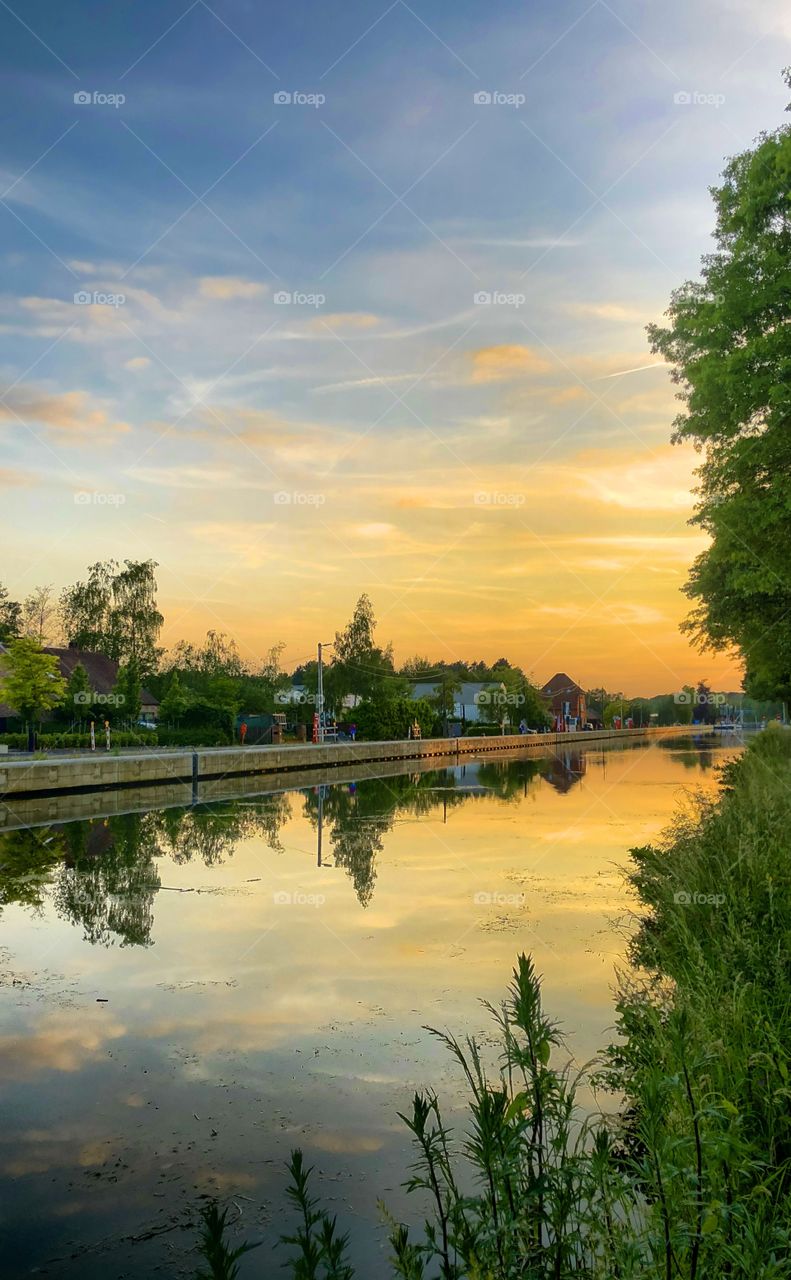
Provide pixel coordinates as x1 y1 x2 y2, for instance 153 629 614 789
200 726 791 1278
0 725 688 806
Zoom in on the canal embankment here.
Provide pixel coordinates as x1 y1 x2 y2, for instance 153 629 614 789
0 726 690 829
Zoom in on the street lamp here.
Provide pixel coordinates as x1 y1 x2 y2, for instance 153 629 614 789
317 641 333 743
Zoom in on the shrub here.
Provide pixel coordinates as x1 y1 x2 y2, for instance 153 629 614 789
156 726 232 747
354 696 441 741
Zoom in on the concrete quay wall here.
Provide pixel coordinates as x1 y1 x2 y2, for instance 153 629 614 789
0 727 680 806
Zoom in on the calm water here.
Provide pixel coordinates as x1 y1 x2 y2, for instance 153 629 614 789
0 735 737 1277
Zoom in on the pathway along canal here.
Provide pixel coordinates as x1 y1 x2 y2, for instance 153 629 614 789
0 732 740 1277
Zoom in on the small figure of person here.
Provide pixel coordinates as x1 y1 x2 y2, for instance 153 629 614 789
412 719 421 740
240 720 248 745
519 718 527 734
349 722 357 741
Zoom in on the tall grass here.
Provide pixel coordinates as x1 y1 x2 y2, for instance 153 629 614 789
194 728 791 1278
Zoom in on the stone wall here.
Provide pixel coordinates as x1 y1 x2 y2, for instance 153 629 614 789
0 727 682 806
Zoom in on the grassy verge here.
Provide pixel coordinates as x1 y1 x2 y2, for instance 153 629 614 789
194 727 791 1278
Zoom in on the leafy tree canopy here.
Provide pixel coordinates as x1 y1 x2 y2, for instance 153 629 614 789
0 638 67 745
60 559 163 677
648 72 791 699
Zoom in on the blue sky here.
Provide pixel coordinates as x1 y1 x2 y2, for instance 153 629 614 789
1 0 789 689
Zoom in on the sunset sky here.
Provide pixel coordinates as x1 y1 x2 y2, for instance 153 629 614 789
2 0 789 693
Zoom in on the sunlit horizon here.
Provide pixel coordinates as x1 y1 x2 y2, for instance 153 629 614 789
2 0 786 695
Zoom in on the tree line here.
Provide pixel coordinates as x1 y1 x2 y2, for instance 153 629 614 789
0 564 755 749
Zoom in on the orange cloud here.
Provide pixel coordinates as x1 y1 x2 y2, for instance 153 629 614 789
470 344 553 383
198 276 267 300
0 387 130 439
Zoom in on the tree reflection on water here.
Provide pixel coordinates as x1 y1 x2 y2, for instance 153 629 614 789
0 754 571 942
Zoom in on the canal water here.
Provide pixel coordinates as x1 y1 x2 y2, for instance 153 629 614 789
0 734 738 1277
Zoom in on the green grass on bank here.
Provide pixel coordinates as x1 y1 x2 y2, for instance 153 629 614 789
192 728 791 1279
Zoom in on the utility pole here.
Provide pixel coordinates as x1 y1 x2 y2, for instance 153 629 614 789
317 641 333 743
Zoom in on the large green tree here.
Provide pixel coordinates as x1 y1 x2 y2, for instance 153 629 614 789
60 559 163 676
648 73 791 699
0 637 67 749
331 593 401 706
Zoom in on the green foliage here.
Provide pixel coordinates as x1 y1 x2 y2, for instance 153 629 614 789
113 658 142 725
159 631 268 728
63 661 93 721
157 725 230 746
648 74 791 699
610 724 791 1183
602 699 626 727
0 729 158 750
0 726 238 749
60 559 163 677
0 638 66 744
159 670 190 723
353 695 440 741
195 1204 260 1280
280 1150 355 1278
330 594 401 708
